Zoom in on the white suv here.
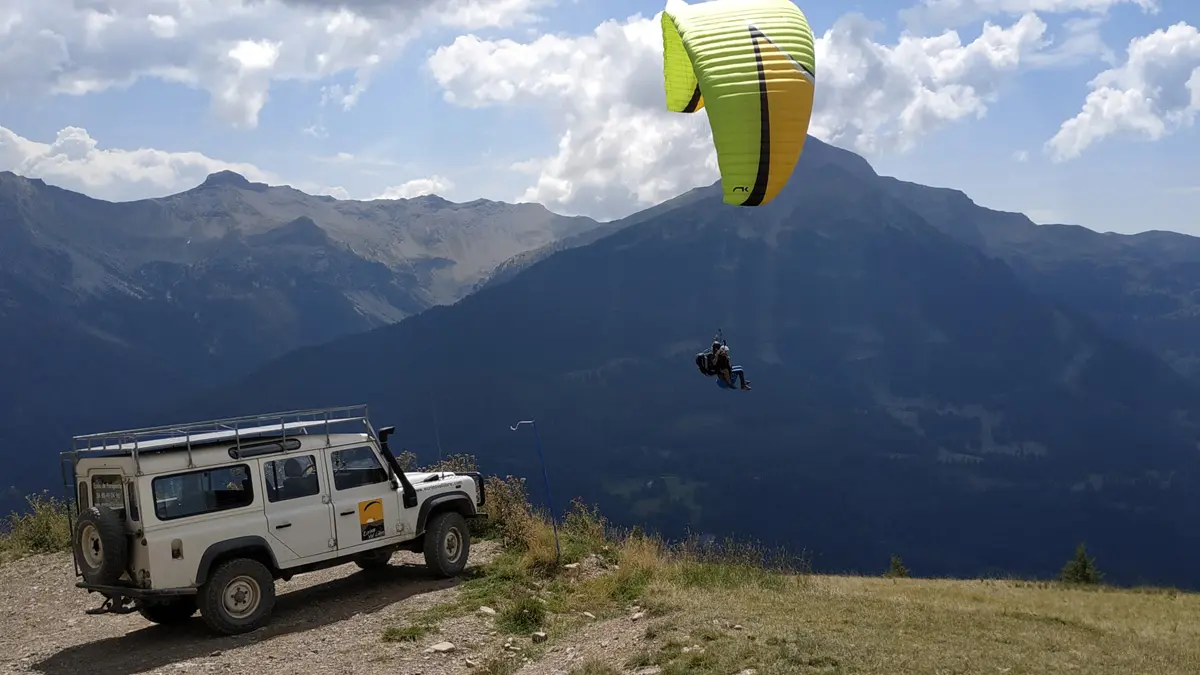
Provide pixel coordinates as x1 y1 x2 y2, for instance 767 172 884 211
60 405 486 635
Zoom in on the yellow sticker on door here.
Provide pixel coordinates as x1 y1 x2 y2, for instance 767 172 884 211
358 499 385 541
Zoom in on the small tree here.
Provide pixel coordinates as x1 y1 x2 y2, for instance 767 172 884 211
884 554 909 578
1059 542 1102 585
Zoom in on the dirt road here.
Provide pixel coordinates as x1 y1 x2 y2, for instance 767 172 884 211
0 543 509 675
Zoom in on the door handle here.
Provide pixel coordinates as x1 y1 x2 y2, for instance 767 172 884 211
275 523 292 529
339 510 354 516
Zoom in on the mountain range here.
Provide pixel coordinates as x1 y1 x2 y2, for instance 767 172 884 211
6 138 1200 586
0 170 598 496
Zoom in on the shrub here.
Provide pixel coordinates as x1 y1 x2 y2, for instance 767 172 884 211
885 554 910 579
0 491 73 562
1059 542 1102 585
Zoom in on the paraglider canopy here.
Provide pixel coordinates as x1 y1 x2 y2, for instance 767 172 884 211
661 0 817 208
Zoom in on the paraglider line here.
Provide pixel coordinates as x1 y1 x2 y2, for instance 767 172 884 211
510 419 561 564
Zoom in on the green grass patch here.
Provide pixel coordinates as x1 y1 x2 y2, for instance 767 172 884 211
497 595 546 633
380 622 436 643
669 560 789 591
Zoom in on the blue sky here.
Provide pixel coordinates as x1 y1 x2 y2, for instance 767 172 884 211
0 0 1197 234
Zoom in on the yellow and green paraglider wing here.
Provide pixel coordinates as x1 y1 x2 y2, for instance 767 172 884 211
662 0 816 207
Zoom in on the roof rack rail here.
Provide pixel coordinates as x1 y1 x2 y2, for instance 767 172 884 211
63 404 372 475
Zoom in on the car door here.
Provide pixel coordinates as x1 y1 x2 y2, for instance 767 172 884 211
324 443 401 554
261 453 336 562
86 472 128 522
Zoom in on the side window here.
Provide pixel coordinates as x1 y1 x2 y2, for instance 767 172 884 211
330 446 389 491
263 455 321 503
91 475 126 520
77 482 90 512
152 464 254 521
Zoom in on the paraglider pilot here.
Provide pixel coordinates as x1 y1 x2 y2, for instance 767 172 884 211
695 338 751 390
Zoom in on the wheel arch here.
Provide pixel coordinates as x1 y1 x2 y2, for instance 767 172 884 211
416 491 477 535
195 536 281 586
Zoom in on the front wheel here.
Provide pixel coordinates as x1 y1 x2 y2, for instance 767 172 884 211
197 558 276 635
423 511 470 578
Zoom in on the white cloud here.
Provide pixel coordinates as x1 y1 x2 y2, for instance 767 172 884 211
314 151 399 168
428 10 1082 219
376 176 454 199
0 124 351 202
1046 22 1200 162
0 125 273 200
276 0 551 28
901 0 1158 31
1014 149 1029 161
813 13 1052 153
0 0 548 129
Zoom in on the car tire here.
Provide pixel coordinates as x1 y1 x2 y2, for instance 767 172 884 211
423 511 470 578
73 505 128 585
197 558 276 635
137 598 197 625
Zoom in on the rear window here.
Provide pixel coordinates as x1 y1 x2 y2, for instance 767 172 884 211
91 475 126 519
152 464 254 521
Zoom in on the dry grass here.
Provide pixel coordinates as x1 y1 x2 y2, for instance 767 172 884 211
5 464 1200 675
624 571 1200 674
568 661 621 675
441 476 1200 675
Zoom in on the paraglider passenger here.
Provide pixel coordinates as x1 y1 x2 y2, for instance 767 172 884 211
711 341 750 390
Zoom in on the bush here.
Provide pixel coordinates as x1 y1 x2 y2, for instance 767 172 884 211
422 453 480 474
480 474 536 548
394 450 418 471
0 491 73 562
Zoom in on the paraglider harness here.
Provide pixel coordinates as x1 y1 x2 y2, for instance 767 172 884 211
695 330 727 377
696 329 750 390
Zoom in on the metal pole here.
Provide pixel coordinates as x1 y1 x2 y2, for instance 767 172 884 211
510 419 560 564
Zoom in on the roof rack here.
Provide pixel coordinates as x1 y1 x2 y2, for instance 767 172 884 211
63 404 373 475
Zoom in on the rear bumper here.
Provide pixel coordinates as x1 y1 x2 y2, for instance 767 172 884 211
77 582 197 598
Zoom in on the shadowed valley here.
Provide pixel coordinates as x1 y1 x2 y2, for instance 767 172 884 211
162 139 1200 588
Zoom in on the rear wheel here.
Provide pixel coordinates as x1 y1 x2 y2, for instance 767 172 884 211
73 505 128 585
423 511 470 578
137 598 197 625
197 558 276 635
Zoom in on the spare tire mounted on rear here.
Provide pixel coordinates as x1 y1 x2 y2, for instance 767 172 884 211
73 504 129 585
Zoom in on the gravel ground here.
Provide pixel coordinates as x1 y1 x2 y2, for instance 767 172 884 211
0 543 505 675
0 542 665 675
512 614 649 675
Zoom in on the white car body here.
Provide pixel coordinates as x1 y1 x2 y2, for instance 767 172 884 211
61 405 485 635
